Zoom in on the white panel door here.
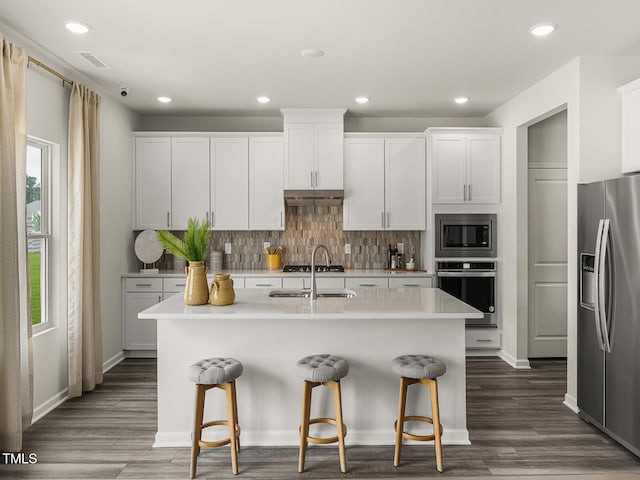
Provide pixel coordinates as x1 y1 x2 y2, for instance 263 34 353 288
249 137 284 230
135 137 171 229
284 123 314 189
343 138 385 230
211 138 249 230
468 135 500 203
432 136 466 204
385 137 426 230
171 137 210 230
528 168 568 357
315 123 343 189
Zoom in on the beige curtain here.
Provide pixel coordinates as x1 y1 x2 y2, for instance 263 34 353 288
0 35 33 451
67 84 103 397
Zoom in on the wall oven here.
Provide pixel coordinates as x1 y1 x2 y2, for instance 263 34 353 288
436 261 497 327
435 214 496 258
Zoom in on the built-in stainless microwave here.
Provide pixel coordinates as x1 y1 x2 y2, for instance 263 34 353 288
435 214 497 258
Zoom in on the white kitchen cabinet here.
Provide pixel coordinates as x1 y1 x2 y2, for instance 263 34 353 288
465 328 501 349
122 277 163 354
388 277 432 288
249 137 285 230
619 78 640 174
428 128 501 204
171 137 210 230
244 277 283 289
282 109 346 190
134 137 172 229
343 136 425 230
345 277 388 288
210 138 249 230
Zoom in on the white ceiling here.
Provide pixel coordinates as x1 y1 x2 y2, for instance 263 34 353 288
2 0 640 117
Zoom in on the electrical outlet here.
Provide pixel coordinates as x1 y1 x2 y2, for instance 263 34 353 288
345 243 351 254
224 242 232 254
397 243 404 254
263 241 271 249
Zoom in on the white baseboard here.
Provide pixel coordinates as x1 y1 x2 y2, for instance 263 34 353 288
498 349 531 369
103 351 126 373
32 388 68 424
153 428 470 448
563 393 579 413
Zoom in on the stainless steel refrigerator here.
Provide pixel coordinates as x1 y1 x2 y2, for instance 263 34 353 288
578 174 640 457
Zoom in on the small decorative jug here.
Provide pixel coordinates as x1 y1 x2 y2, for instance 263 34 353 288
184 261 209 306
210 273 235 306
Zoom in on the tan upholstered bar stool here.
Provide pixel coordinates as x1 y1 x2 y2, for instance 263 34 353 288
296 354 349 473
391 354 446 472
188 357 243 478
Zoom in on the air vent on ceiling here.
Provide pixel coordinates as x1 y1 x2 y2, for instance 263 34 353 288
75 51 111 69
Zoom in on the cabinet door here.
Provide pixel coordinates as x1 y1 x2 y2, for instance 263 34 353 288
124 292 161 351
284 123 314 189
171 138 210 230
388 277 432 288
315 123 343 189
211 138 249 229
345 277 388 288
343 138 385 230
432 136 466 204
467 135 500 203
385 137 426 230
249 137 284 230
135 137 171 229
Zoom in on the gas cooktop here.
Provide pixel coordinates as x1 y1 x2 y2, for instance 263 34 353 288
282 265 345 273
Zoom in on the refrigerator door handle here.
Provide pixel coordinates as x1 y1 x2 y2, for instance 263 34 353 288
598 218 612 353
593 219 606 350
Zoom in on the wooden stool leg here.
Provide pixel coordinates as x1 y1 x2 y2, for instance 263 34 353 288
298 381 313 473
225 382 239 475
429 379 443 472
330 380 347 473
230 380 240 453
190 384 206 479
393 377 409 467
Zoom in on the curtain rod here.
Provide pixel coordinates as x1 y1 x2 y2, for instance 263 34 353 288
27 56 74 86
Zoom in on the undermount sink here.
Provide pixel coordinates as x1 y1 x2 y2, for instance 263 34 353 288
268 289 357 298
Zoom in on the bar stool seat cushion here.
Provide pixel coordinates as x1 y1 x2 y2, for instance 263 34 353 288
297 354 349 382
189 357 243 385
391 354 446 379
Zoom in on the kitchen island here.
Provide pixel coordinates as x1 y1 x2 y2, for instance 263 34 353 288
138 287 482 448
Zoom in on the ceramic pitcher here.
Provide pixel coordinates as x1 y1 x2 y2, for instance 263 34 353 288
210 273 235 306
184 261 209 305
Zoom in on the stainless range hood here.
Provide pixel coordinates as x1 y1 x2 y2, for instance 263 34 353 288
284 189 344 207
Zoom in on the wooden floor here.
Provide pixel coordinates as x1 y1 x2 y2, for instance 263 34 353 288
3 357 640 479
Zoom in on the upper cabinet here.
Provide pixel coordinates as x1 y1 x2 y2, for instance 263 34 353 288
171 138 210 230
249 137 285 230
210 138 249 230
427 127 502 204
282 108 346 190
343 135 426 230
619 78 640 174
134 137 172 229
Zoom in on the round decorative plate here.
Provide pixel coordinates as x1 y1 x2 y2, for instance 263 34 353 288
134 230 164 264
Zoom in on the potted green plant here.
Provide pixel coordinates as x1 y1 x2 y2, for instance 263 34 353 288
157 218 211 305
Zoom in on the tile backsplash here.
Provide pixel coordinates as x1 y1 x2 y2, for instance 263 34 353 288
151 205 420 271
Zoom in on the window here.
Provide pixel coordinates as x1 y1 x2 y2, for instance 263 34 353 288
26 139 50 328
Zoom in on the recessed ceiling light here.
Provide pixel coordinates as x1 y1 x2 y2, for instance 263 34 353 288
529 22 556 37
65 21 90 34
454 96 469 104
157 96 172 103
257 96 271 104
355 96 369 104
301 49 324 59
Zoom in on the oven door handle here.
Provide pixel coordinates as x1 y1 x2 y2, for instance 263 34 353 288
436 271 496 277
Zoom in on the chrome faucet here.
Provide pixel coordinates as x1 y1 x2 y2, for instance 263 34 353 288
310 244 330 300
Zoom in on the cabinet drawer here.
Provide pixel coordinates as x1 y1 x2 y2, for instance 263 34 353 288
282 277 305 289
124 277 163 292
163 277 188 293
345 277 388 288
465 329 501 349
388 277 432 288
245 277 283 289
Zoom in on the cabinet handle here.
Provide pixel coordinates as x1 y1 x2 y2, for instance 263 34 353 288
469 184 472 201
315 171 319 187
158 295 162 302
463 184 467 202
255 283 273 287
174 283 186 287
211 211 215 227
135 283 153 287
167 212 170 228
310 171 314 188
476 339 493 343
403 284 421 287
280 210 283 227
359 283 376 287
386 211 390 228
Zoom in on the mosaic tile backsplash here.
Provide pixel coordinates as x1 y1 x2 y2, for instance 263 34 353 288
149 205 420 271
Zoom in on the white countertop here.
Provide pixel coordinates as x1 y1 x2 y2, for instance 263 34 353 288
139 287 482 321
124 268 433 278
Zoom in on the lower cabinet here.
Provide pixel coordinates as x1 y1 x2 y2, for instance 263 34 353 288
123 290 162 356
345 277 389 288
282 277 345 289
388 277 432 288
244 277 282 289
465 328 501 349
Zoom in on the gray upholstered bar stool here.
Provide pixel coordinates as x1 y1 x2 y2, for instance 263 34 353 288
296 354 349 473
188 357 243 478
391 354 446 472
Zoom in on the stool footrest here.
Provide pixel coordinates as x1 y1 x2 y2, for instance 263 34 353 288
395 416 443 442
302 418 348 445
198 420 241 449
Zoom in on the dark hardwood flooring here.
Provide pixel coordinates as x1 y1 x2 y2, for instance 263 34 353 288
2 357 640 479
